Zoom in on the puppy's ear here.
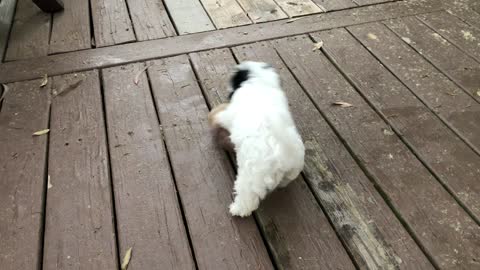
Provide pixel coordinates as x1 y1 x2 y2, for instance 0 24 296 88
229 69 250 99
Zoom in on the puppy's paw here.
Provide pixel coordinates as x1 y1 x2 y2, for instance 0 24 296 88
229 201 255 217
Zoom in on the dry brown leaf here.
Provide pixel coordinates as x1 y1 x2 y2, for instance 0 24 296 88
0 84 9 102
48 175 53 189
33 129 50 136
121 247 133 270
134 65 152 85
367 33 378 40
312 41 324 51
445 90 459 96
382 128 394 136
285 18 301 23
40 74 48 87
332 101 353 108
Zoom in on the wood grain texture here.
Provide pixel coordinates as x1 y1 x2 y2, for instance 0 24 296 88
90 0 136 47
0 78 50 270
190 49 356 270
102 64 195 270
274 0 322 17
0 0 16 61
126 0 176 41
237 0 287 22
48 0 91 54
200 0 252 28
235 41 434 270
317 27 480 219
43 70 118 270
0 0 442 83
418 11 480 62
5 0 50 61
147 55 273 270
163 0 215 34
348 22 480 153
311 0 356 11
313 29 480 269
385 16 480 103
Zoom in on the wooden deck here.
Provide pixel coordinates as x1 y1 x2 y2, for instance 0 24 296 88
1 0 480 269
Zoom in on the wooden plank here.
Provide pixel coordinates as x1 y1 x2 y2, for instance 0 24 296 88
200 0 252 29
190 49 356 270
316 27 480 221
102 64 195 270
231 42 435 270
5 0 50 61
236 0 288 23
0 78 50 270
0 0 442 83
273 0 322 17
163 0 215 35
126 0 176 41
43 70 118 269
48 0 90 54
348 22 480 154
385 17 480 103
281 34 480 269
147 55 274 270
90 0 136 47
442 1 480 30
311 0 357 12
0 0 16 60
418 11 480 62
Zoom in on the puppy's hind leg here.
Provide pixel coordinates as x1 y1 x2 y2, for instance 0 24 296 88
229 174 268 217
278 168 302 188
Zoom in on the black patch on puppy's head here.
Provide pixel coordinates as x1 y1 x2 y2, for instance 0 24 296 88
229 69 250 100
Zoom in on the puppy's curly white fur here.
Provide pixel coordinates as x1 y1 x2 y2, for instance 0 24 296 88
211 61 305 217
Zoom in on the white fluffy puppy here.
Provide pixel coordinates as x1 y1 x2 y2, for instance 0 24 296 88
212 61 305 217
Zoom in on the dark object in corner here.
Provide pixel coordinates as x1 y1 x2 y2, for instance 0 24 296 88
32 0 64 13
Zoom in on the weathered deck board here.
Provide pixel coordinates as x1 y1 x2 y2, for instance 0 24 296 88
318 27 480 219
236 0 288 22
200 0 252 29
126 0 176 41
0 0 17 60
101 64 195 270
0 0 442 83
311 0 356 11
236 40 433 269
0 78 50 270
313 29 480 268
348 22 480 153
90 0 136 47
385 17 480 103
4 0 50 61
274 0 322 17
163 0 215 34
48 0 91 54
43 71 118 269
190 49 356 270
147 55 274 270
418 11 480 62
